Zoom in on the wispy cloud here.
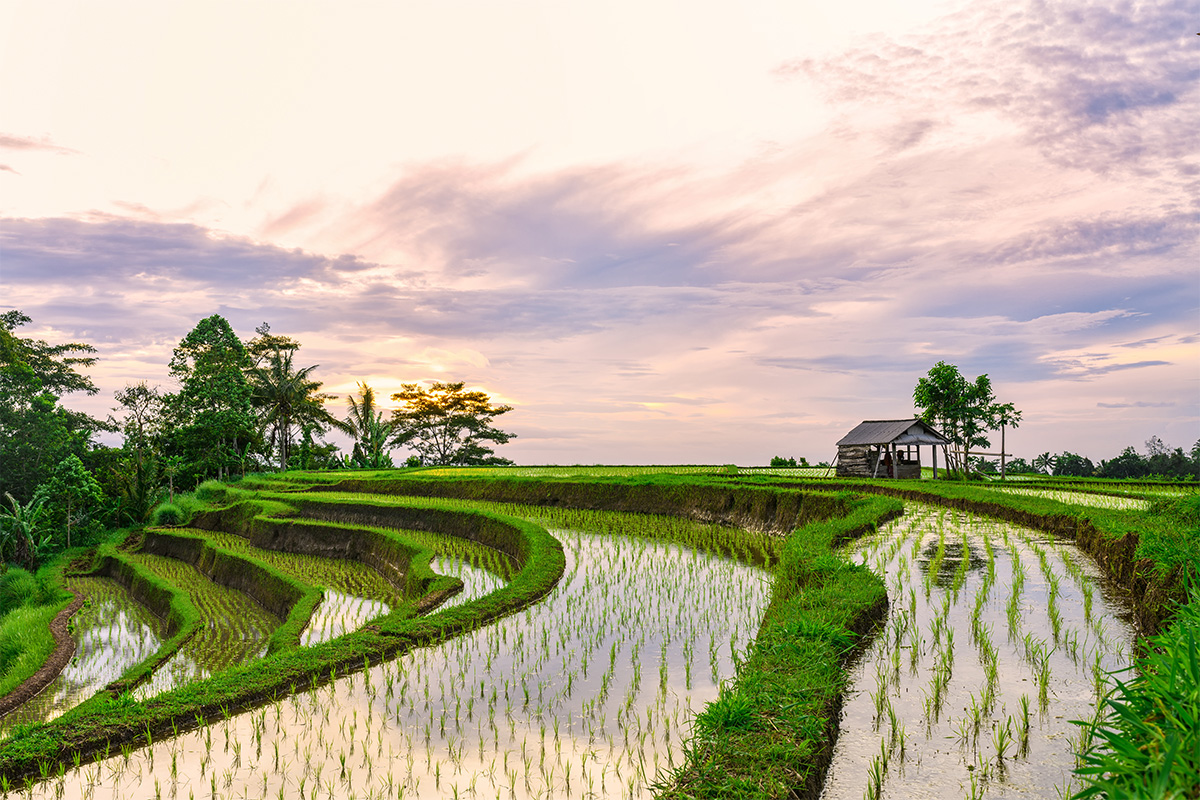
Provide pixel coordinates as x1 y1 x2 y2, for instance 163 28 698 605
3 0 1196 463
0 133 77 154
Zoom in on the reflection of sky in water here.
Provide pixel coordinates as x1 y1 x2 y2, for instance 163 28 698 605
25 525 773 800
0 587 164 732
994 487 1150 510
430 556 507 612
300 590 389 647
823 506 1137 800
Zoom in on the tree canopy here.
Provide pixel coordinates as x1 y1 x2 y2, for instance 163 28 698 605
390 381 515 466
913 361 1016 475
166 315 258 482
0 311 108 503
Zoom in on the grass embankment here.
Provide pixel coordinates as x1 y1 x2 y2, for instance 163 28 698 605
0 563 80 711
279 471 852 536
659 495 902 799
1073 494 1200 798
0 497 564 786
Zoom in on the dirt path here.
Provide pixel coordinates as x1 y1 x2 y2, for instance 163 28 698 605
0 592 86 719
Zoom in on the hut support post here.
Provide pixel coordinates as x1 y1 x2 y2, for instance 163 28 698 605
932 445 938 479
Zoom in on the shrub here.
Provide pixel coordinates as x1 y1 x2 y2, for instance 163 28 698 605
152 503 186 526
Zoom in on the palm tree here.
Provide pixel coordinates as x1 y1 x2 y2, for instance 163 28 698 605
1033 452 1057 476
250 350 351 470
344 382 395 469
992 402 1023 480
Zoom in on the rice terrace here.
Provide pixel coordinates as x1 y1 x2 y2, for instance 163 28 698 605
0 465 1194 799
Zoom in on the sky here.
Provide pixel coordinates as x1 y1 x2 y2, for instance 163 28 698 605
2 0 1197 466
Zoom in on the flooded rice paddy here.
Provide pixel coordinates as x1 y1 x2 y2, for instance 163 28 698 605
19 509 772 799
0 577 166 734
820 505 1136 800
129 552 281 701
991 488 1150 511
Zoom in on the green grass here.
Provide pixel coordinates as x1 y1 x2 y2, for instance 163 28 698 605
1073 579 1200 798
0 605 61 699
0 563 75 701
657 494 901 799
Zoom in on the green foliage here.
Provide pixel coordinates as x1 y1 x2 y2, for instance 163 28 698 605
1053 451 1096 477
1072 581 1200 798
343 383 395 469
389 381 515 466
165 314 258 485
32 454 106 550
769 456 808 467
0 561 73 699
0 604 59 698
694 687 754 735
914 361 1019 475
194 480 228 503
0 311 108 504
0 569 53 616
247 329 349 471
152 504 186 527
0 492 51 569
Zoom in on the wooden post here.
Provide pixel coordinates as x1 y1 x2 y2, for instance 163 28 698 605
1000 423 1007 480
932 445 938 479
871 445 882 478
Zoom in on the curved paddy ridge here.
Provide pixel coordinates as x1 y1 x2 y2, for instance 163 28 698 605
23 509 773 800
0 576 166 733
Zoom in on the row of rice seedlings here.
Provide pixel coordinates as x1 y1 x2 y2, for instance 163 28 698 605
389 527 520 582
193 529 402 647
993 487 1150 511
820 503 1137 800
311 492 781 570
19 505 774 800
0 577 165 733
300 591 391 648
123 552 281 701
198 529 405 607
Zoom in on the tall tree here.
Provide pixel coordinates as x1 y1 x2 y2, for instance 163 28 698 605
390 381 515 466
166 315 258 483
0 311 107 502
249 348 349 470
913 361 1014 475
109 382 167 522
344 383 395 469
991 402 1023 480
32 454 105 550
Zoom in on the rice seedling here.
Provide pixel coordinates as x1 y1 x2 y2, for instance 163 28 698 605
817 503 1137 800
19 501 774 800
0 576 167 733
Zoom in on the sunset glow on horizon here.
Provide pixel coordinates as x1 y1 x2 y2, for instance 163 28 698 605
2 0 1197 465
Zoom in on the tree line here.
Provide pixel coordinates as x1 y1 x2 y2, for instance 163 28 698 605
912 361 1197 480
0 312 515 567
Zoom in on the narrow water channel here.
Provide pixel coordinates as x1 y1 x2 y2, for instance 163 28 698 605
819 504 1137 800
0 576 165 734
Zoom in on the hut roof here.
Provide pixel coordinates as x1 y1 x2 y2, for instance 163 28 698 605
836 419 949 447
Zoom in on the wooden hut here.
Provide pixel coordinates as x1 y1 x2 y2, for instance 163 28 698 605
835 419 950 478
